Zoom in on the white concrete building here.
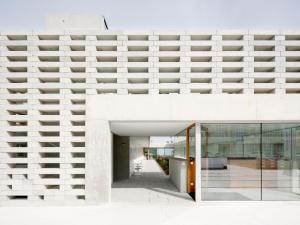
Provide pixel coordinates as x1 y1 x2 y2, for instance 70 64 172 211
1 14 300 205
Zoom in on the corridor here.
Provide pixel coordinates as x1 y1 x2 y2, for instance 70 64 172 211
111 159 193 204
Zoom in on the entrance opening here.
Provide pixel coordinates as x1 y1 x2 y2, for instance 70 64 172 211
111 122 196 204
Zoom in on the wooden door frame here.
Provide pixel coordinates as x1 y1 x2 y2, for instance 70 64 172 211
186 123 195 194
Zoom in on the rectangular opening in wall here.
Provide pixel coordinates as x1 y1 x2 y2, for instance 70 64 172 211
127 46 149 51
222 35 243 40
254 46 275 51
39 100 60 105
71 56 86 62
39 152 60 158
40 163 60 168
8 196 28 200
45 185 60 189
96 46 117 51
286 67 300 72
97 56 117 62
254 35 275 40
43 109 57 117
286 46 300 51
159 78 180 83
223 56 243 62
7 56 27 62
70 45 85 51
222 89 243 94
159 35 180 41
191 46 211 51
39 78 60 83
128 78 149 84
254 67 275 72
7 67 27 72
159 89 180 94
159 67 180 73
39 67 59 73
7 46 27 51
8 121 27 126
222 46 243 51
97 67 117 73
128 67 148 73
286 78 300 83
159 56 180 62
286 56 300 62
254 78 275 83
40 174 60 179
38 35 59 40
127 56 148 62
70 35 86 40
38 56 60 62
254 56 275 62
254 88 275 94
190 89 212 94
190 78 212 83
128 35 149 41
191 67 212 73
128 89 149 94
96 78 117 83
7 99 27 105
285 35 300 40
190 35 212 41
7 77 27 83
39 142 60 147
222 67 243 73
7 35 27 40
97 89 117 94
159 46 180 51
222 78 243 83
286 88 300 94
191 56 212 62
97 35 117 41
38 46 59 51
39 121 60 126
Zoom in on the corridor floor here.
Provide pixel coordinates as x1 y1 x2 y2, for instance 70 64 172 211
111 159 193 204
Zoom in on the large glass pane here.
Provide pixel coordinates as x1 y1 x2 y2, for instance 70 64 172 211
173 129 187 159
262 124 300 200
201 124 261 200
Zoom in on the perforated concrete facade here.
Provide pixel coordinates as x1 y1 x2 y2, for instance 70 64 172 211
1 29 300 204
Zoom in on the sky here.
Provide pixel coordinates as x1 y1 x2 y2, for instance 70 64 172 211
0 0 299 30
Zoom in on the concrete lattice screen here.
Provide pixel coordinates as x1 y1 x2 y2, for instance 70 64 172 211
1 31 300 203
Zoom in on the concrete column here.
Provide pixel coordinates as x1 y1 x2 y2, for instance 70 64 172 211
86 119 112 204
195 122 201 203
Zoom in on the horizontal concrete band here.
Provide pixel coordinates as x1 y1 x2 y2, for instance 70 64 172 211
87 94 300 122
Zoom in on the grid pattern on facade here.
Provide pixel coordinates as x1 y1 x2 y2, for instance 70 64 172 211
0 30 300 202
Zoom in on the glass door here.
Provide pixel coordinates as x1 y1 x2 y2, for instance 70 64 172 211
262 124 300 200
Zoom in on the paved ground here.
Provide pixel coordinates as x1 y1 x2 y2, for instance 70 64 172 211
1 202 300 225
112 159 193 204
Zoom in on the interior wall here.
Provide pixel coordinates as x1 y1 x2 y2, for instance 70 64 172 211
113 135 130 181
129 137 150 176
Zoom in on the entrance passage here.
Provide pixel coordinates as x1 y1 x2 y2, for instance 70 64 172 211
112 159 193 204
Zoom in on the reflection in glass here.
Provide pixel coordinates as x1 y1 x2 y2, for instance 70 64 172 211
262 124 300 200
173 129 187 158
201 124 261 200
201 123 300 201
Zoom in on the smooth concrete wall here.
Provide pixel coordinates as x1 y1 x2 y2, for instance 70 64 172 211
113 135 130 181
88 95 300 122
86 120 112 204
169 158 187 193
129 137 149 176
